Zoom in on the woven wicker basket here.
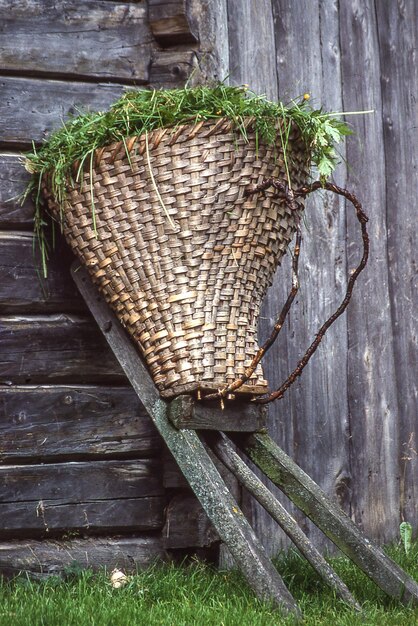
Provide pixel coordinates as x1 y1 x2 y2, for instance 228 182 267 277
43 118 309 398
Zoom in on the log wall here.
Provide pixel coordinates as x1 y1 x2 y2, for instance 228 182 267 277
0 0 221 576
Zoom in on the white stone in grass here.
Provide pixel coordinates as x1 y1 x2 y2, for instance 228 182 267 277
110 568 128 588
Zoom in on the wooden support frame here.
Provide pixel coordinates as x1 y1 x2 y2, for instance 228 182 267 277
72 262 418 617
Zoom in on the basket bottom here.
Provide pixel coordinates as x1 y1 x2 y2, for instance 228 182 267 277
159 380 269 400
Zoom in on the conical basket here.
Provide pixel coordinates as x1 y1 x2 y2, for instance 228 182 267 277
43 118 309 398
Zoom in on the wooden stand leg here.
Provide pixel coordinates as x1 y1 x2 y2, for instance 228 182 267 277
72 264 300 616
206 432 361 612
234 431 418 606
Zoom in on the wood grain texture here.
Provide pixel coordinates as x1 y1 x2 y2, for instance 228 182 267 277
1 459 163 502
0 0 151 82
0 535 166 578
0 154 33 228
0 77 126 148
339 0 400 543
1 497 164 537
149 0 198 46
163 493 218 548
0 314 126 384
374 0 418 527
0 459 165 536
0 233 85 313
0 385 160 462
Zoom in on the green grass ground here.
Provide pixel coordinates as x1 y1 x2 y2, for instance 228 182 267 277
1 544 417 626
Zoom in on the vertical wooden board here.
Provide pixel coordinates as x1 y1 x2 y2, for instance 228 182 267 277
339 0 400 542
226 0 278 100
375 1 418 528
259 0 351 551
188 0 229 83
226 0 289 557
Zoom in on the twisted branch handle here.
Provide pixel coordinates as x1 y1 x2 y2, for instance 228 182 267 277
203 180 369 404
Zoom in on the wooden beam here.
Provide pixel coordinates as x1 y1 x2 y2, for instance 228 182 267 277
1 497 164 538
0 314 125 385
168 394 267 432
236 431 418 606
0 233 85 314
208 432 360 611
0 77 125 148
0 535 166 578
0 385 160 462
72 263 301 616
163 494 218 549
0 0 151 82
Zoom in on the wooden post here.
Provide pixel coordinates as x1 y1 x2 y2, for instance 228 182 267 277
72 263 301 617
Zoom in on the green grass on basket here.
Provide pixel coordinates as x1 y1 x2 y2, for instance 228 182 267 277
22 83 355 276
1 543 417 626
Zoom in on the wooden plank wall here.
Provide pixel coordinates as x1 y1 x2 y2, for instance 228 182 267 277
225 0 417 555
0 0 221 575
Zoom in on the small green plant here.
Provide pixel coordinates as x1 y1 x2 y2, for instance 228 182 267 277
400 521 413 556
22 83 355 275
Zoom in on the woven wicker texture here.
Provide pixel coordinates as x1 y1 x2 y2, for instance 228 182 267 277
44 118 309 398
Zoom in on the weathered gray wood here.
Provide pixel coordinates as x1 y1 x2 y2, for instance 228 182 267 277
0 0 151 82
152 401 300 615
163 494 218 549
0 77 126 148
237 431 418 606
339 0 400 544
149 0 198 46
0 233 85 313
1 497 164 537
0 535 166 578
375 0 418 527
149 50 198 86
0 154 33 228
0 385 160 462
1 459 163 502
209 432 360 611
188 0 229 84
0 314 125 384
168 394 267 432
72 263 301 615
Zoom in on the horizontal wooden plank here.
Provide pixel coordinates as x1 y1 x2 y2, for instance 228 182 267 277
0 535 166 578
1 496 164 537
0 77 126 148
163 494 218 548
0 154 33 228
0 233 85 313
0 314 127 384
0 0 151 82
1 459 163 503
0 385 160 462
168 394 267 431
